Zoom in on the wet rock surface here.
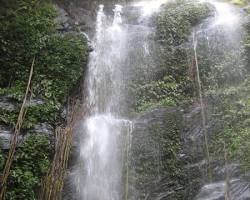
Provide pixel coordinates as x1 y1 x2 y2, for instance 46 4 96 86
27 123 54 135
195 178 250 200
0 96 54 151
130 103 250 200
181 104 250 199
0 124 23 150
0 96 16 111
0 124 13 150
130 107 185 200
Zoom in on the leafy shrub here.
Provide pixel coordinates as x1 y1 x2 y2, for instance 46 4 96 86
0 0 89 199
0 0 88 128
133 0 212 112
156 0 211 47
6 134 51 200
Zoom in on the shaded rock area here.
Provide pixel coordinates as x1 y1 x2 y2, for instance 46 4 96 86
53 3 94 35
182 103 250 200
129 107 185 200
53 0 123 36
195 178 250 200
130 102 250 200
0 96 16 111
28 123 54 136
52 0 144 37
0 96 55 150
0 124 14 150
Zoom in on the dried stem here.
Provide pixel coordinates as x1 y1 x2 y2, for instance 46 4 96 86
39 99 83 200
0 57 35 200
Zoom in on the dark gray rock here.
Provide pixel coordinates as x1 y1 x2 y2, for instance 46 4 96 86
28 98 45 107
129 107 184 200
128 102 244 200
32 123 54 135
0 125 12 149
0 124 23 150
0 96 16 111
62 169 79 200
195 178 250 200
54 5 75 32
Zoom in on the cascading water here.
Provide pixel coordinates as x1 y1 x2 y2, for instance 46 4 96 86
72 1 167 200
73 5 133 200
87 4 127 114
70 0 246 200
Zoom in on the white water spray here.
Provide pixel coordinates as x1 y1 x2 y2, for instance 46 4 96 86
74 5 133 200
199 0 240 28
132 0 168 17
211 1 239 27
72 1 170 199
193 1 245 199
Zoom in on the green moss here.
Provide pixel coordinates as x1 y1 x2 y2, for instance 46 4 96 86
133 0 212 112
208 75 250 171
130 111 184 199
231 0 247 6
156 0 211 47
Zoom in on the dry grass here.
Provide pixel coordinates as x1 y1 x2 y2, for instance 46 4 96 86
39 98 86 200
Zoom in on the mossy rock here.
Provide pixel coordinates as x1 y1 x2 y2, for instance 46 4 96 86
129 107 185 199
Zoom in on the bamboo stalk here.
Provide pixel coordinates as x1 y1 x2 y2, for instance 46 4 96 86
39 100 80 200
224 141 231 200
0 57 35 200
193 32 212 182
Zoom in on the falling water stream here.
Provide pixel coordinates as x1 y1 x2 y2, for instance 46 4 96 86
74 5 133 200
71 0 247 199
73 1 167 200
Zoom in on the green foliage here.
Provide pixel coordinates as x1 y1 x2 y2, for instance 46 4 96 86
231 0 248 6
0 0 88 199
187 0 250 175
209 76 250 170
156 0 211 47
196 28 245 90
135 75 188 112
0 0 56 88
245 19 250 71
133 0 211 112
130 111 184 199
6 134 51 200
0 0 88 128
34 33 88 102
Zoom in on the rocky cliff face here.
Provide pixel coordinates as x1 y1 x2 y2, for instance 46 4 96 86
53 0 134 37
56 1 250 199
129 107 184 199
130 102 250 200
50 1 250 199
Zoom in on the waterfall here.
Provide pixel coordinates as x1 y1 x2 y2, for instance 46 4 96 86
86 4 126 114
73 5 133 200
71 1 167 199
